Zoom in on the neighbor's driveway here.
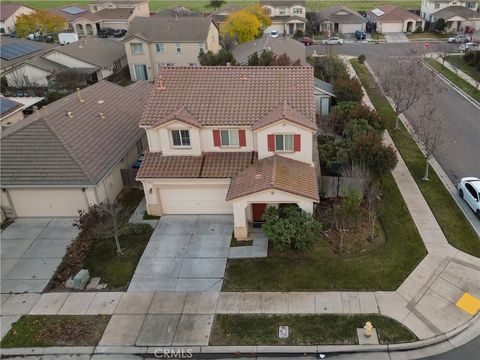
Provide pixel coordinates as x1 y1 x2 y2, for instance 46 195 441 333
384 32 409 43
128 215 233 292
1 218 79 293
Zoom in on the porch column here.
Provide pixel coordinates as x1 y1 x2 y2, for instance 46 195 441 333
143 182 163 216
298 200 314 214
233 201 249 240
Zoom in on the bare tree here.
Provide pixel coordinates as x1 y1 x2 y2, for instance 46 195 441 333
365 180 382 239
334 189 363 252
6 68 40 88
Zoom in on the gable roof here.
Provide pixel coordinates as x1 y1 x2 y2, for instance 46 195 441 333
0 37 57 70
252 101 316 131
431 6 480 20
232 35 306 65
226 155 319 201
209 5 242 24
1 81 152 186
0 3 34 21
316 5 366 24
125 16 215 42
314 78 334 96
141 66 315 128
24 56 69 74
51 38 125 68
151 106 201 128
49 4 89 21
368 5 423 22
260 0 306 6
75 7 134 22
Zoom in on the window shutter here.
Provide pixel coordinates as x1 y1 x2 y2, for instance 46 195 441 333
213 130 221 147
268 134 275 152
239 130 246 147
294 134 301 152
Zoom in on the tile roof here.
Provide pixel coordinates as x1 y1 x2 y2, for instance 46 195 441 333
78 7 134 22
431 6 480 20
316 6 366 24
137 151 257 179
0 3 34 21
232 35 306 65
314 78 334 96
152 107 201 128
368 5 423 22
51 38 126 68
49 4 90 21
125 16 215 43
226 155 319 201
141 66 315 127
252 100 317 131
24 57 69 73
0 37 57 71
1 80 152 186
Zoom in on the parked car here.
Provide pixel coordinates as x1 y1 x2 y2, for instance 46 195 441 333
321 37 344 45
459 42 480 52
298 37 314 46
448 35 469 43
458 177 480 218
97 27 114 38
113 29 127 38
355 30 366 40
270 30 279 38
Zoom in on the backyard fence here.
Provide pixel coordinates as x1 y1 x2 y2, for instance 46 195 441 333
319 176 366 198
121 169 141 189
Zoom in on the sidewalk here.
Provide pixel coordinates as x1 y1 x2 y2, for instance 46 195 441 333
428 53 479 87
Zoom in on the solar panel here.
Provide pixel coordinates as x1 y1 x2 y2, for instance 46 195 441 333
0 98 21 116
371 8 385 17
0 43 41 61
62 6 86 15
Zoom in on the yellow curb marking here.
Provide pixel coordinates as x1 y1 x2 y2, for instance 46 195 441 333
456 293 480 316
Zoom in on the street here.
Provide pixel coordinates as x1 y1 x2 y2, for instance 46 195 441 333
307 42 480 185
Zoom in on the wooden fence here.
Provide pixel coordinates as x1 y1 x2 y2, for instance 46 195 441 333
319 176 366 198
121 169 141 189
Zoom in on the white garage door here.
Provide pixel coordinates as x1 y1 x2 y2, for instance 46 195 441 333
9 188 87 217
159 185 233 214
341 23 363 34
381 22 403 33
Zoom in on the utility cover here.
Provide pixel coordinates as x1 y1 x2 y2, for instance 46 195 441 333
278 325 289 339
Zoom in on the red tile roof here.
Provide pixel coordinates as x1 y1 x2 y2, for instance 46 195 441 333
137 151 257 179
140 66 315 128
226 155 319 201
252 100 317 131
152 106 201 128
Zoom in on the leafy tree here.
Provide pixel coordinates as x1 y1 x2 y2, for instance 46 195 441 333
248 51 260 65
318 134 351 169
311 53 348 83
245 4 272 30
333 75 363 103
259 50 275 65
334 189 363 252
345 119 377 140
357 54 366 64
207 0 226 10
198 49 237 66
222 9 261 43
433 18 446 32
262 206 322 251
330 101 384 134
270 53 302 66
351 133 397 179
16 11 67 38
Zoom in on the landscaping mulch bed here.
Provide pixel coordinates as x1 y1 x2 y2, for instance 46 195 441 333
1 315 110 348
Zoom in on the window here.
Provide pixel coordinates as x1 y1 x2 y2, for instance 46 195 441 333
189 63 199 67
434 2 440 8
293 7 303 14
220 129 239 147
198 42 205 52
131 42 143 54
176 43 181 53
134 64 147 80
466 2 476 8
465 184 478 200
171 130 190 147
279 7 286 15
155 42 165 53
275 134 293 152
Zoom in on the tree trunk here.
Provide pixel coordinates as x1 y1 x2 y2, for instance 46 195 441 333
422 157 430 181
114 233 122 255
371 217 376 240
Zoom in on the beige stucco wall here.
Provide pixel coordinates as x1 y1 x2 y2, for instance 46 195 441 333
90 1 150 17
5 64 50 87
44 51 94 68
0 5 36 33
0 109 24 128
421 1 478 20
147 121 202 156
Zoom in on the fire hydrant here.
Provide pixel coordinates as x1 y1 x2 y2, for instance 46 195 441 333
364 321 373 337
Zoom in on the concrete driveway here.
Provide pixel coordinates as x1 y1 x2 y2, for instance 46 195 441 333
1 218 79 293
384 32 409 43
128 215 233 292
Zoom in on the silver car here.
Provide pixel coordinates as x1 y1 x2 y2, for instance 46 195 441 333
459 42 480 52
321 37 344 45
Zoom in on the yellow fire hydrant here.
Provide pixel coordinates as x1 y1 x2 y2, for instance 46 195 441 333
364 321 373 337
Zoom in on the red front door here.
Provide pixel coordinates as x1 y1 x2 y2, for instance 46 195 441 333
252 203 267 222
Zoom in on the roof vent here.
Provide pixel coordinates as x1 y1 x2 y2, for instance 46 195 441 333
156 79 166 90
76 88 84 103
97 99 104 104
66 111 74 118
98 112 105 119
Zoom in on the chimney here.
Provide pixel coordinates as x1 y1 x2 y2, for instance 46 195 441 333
76 88 84 103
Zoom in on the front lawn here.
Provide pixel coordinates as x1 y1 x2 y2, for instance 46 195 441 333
1 315 110 348
406 32 449 40
222 174 426 291
445 55 480 83
425 58 480 102
351 59 480 256
210 314 417 345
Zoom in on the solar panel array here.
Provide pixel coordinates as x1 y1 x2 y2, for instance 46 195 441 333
62 6 87 15
0 43 41 61
0 98 21 116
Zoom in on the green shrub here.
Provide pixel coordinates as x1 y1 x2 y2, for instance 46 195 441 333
352 133 397 179
345 118 378 139
331 102 385 134
357 54 366 64
333 75 363 103
318 134 351 169
262 206 323 251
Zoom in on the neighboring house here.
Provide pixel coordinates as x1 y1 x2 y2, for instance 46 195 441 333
0 37 57 73
124 16 220 81
137 66 319 240
421 0 478 22
260 0 307 35
0 96 44 128
314 6 367 34
89 0 150 15
232 35 306 65
314 78 335 116
0 80 152 217
0 3 36 34
49 4 90 32
367 5 425 33
429 6 480 31
209 5 242 30
4 57 69 87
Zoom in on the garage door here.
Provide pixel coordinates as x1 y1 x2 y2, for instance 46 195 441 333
381 22 403 33
159 185 233 214
8 188 87 217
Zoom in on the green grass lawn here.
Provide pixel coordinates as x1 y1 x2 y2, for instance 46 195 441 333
1 315 110 348
210 314 418 345
445 55 480 83
11 0 421 12
406 32 449 40
222 174 426 291
351 59 480 257
425 58 480 102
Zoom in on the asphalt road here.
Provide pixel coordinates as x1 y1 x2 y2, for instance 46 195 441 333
306 42 480 185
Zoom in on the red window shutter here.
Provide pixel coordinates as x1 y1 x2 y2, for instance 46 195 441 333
239 130 246 147
213 130 221 147
268 134 275 152
294 134 301 152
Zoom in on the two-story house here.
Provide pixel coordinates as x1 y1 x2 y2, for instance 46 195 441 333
0 3 36 34
137 66 319 240
260 0 307 35
124 16 221 81
421 0 479 22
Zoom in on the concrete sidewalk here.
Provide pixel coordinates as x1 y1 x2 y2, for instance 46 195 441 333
428 53 480 87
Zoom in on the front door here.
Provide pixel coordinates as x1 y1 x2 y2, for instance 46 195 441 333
289 23 294 34
252 203 267 222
